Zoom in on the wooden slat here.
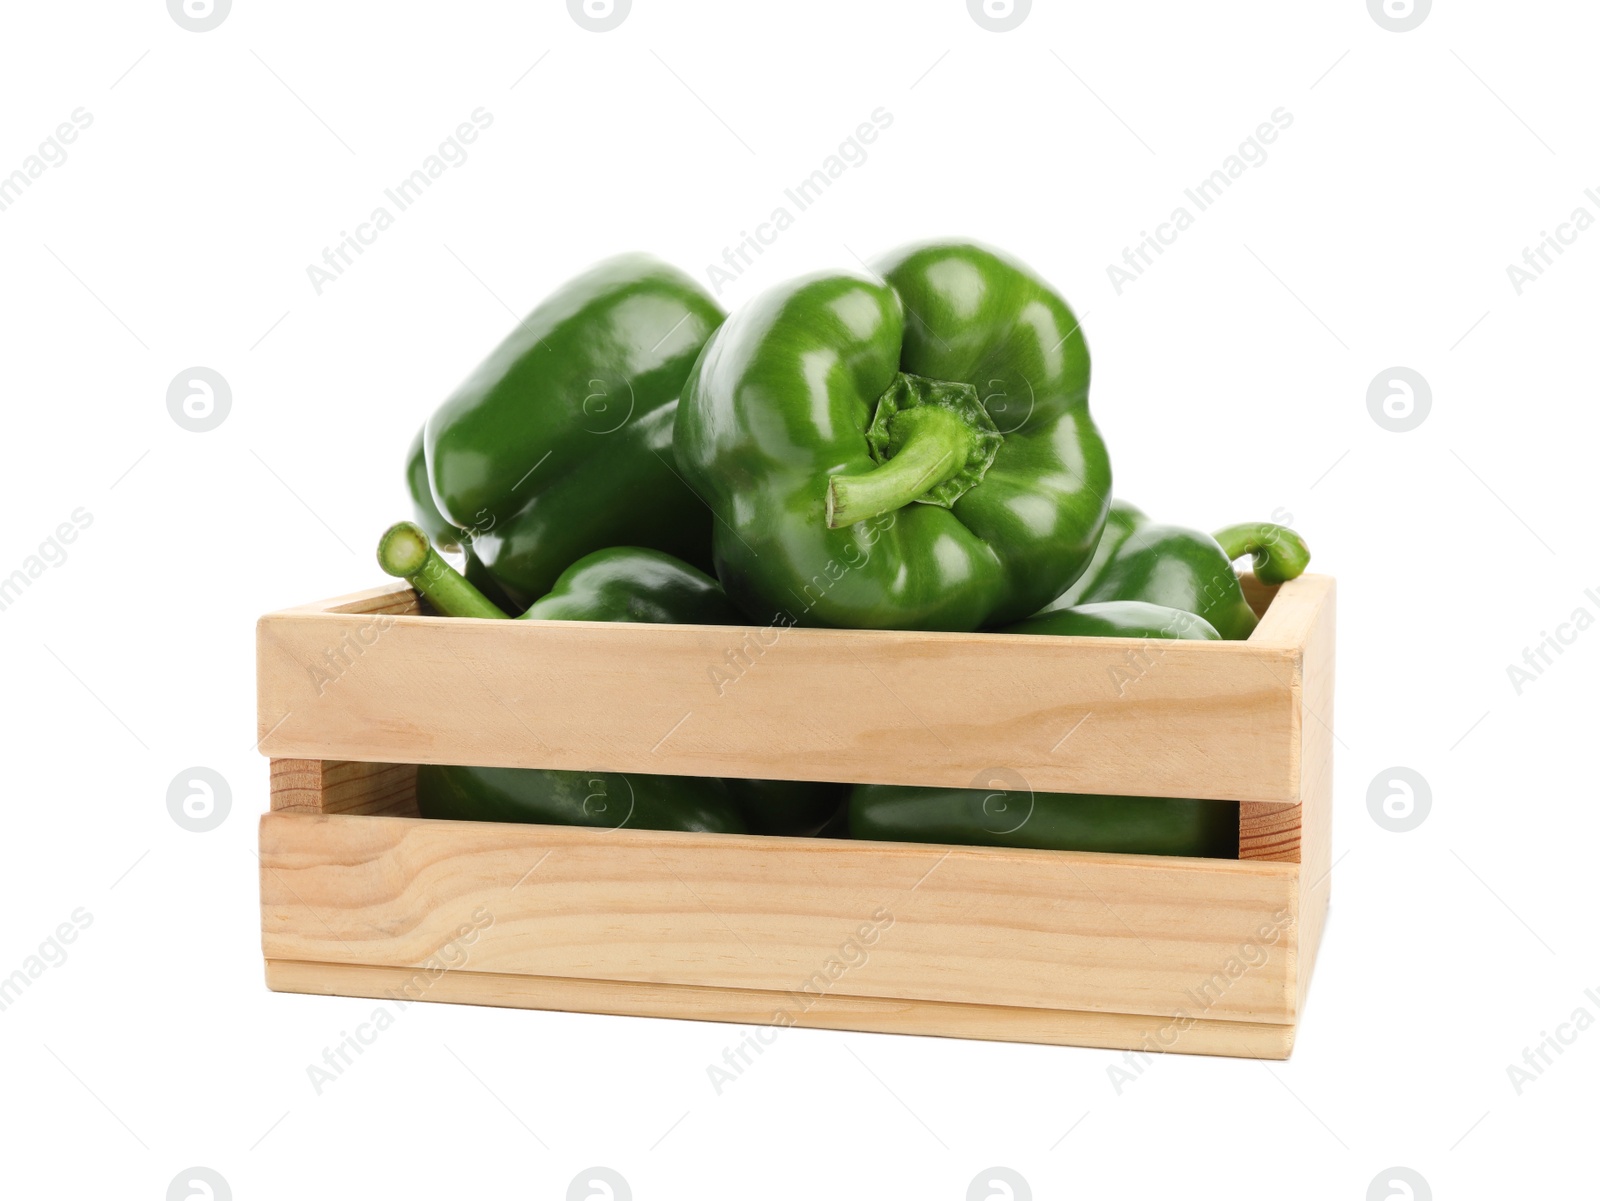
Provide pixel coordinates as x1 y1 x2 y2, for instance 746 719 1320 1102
1250 573 1330 648
1238 803 1301 862
254 580 1333 803
1234 575 1335 869
329 589 422 616
264 959 1295 1059
1291 578 1336 1019
1293 757 1333 1020
259 811 1299 1024
266 583 424 616
269 759 418 816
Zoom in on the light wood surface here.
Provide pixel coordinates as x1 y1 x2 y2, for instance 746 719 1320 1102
264 959 1296 1059
269 759 418 816
1238 803 1301 862
260 811 1299 1023
270 583 424 616
255 572 1335 1056
256 576 1334 802
1290 579 1336 1019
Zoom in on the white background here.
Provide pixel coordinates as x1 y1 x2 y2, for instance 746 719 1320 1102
1 1 1594 1197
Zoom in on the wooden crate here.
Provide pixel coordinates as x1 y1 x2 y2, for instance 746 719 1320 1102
256 573 1334 1059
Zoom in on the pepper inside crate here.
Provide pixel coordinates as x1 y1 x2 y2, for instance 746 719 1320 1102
379 519 1259 857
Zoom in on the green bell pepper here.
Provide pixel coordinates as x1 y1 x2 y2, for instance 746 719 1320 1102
674 240 1113 631
416 763 745 833
724 777 845 838
421 254 725 606
998 599 1220 640
1212 522 1314 586
378 521 742 624
520 546 746 625
1035 500 1309 640
849 782 1238 857
405 425 458 551
1046 499 1147 611
378 522 842 835
406 426 521 611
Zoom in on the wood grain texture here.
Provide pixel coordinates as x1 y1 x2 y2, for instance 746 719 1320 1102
1291 578 1336 1020
255 574 1335 1056
254 577 1335 803
259 811 1300 1024
1238 803 1302 862
264 959 1295 1059
268 584 424 617
269 759 418 816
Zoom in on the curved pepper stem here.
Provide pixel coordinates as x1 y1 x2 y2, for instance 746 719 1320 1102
377 521 510 619
826 372 1002 529
827 407 970 528
1212 522 1311 586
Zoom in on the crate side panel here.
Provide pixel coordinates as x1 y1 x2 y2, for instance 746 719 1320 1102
260 814 1299 1023
1293 580 1336 1018
1296 579 1338 823
256 612 1300 801
265 959 1295 1058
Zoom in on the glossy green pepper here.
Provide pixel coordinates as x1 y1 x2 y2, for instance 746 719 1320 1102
1046 499 1146 611
522 547 745 625
421 254 724 606
1212 522 1314 586
417 763 745 833
674 240 1112 631
378 522 842 835
407 426 585 615
1035 501 1309 640
849 782 1238 857
378 521 741 624
406 425 458 550
999 599 1220 640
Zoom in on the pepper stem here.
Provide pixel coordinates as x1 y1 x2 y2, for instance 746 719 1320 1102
377 521 510 618
1212 522 1312 586
827 407 973 528
825 372 1002 529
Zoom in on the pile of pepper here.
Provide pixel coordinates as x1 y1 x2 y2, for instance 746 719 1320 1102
385 242 1310 858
